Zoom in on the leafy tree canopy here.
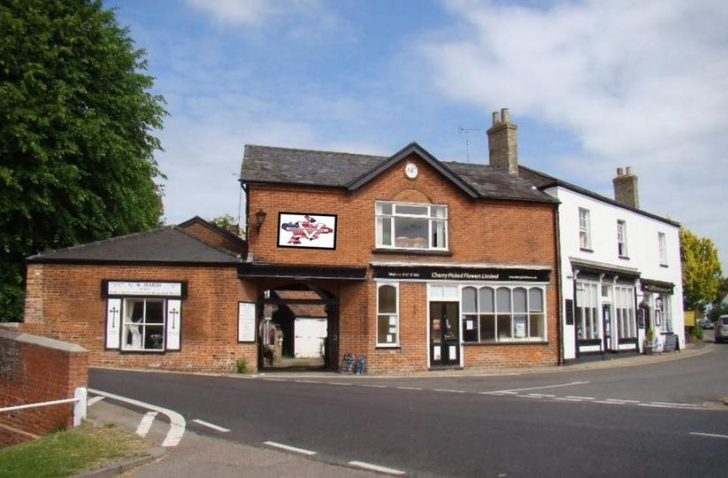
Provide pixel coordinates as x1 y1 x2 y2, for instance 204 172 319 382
680 227 723 310
0 0 167 320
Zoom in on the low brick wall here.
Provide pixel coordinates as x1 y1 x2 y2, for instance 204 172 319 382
0 327 88 447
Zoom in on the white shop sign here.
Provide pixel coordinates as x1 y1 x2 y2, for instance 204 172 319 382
108 281 182 297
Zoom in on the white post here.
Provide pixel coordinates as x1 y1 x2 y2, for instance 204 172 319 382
73 387 87 427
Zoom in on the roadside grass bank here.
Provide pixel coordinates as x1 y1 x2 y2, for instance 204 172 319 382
0 422 148 478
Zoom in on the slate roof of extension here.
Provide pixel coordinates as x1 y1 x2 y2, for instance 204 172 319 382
27 226 243 265
241 143 558 204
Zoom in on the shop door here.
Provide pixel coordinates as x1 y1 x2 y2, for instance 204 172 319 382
602 304 614 352
430 302 460 367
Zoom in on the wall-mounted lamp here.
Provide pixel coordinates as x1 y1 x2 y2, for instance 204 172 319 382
255 209 267 235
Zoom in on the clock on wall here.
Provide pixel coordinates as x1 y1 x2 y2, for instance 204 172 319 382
405 162 418 179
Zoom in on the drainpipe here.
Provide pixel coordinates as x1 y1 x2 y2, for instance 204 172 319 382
554 204 564 366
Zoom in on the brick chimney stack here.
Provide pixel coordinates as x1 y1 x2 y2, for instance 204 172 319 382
487 108 518 175
613 166 639 209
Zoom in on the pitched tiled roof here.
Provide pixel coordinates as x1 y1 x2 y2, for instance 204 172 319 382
241 144 557 204
27 225 243 265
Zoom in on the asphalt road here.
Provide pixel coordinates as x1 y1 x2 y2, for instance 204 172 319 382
90 342 728 477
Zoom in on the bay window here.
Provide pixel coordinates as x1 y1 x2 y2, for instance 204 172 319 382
376 201 448 250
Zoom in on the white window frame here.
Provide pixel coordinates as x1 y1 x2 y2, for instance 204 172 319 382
617 220 628 257
460 285 547 343
579 208 591 250
375 201 448 251
614 285 636 339
121 297 167 352
658 232 668 265
376 282 400 347
576 281 599 340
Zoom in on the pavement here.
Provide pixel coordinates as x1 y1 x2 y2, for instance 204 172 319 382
80 338 716 477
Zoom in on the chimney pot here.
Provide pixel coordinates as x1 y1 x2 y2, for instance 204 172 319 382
492 111 501 126
625 166 633 175
501 108 510 123
616 167 624 176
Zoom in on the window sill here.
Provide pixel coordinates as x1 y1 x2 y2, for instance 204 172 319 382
463 341 548 346
579 248 594 253
375 345 401 350
119 349 167 354
373 248 452 256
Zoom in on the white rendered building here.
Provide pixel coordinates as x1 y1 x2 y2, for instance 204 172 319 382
520 166 683 360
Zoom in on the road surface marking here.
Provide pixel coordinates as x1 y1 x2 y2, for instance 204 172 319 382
361 384 387 388
527 394 555 398
434 389 466 393
348 460 406 475
136 412 158 437
604 399 640 404
192 419 230 432
565 396 594 400
264 441 317 455
594 400 626 405
87 396 105 406
492 381 589 394
554 397 584 402
329 382 353 386
520 395 544 399
397 386 423 391
690 432 728 440
88 388 186 447
479 391 518 396
640 402 701 410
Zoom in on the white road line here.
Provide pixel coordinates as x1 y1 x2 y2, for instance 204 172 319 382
348 460 406 476
264 441 317 455
520 395 544 399
554 397 584 402
604 399 640 404
594 400 626 405
565 396 594 400
479 391 517 396
690 432 728 440
639 402 701 410
434 389 466 394
192 419 230 433
527 394 555 398
135 411 158 437
87 396 105 406
396 386 423 391
89 388 186 447
361 384 388 389
491 381 589 394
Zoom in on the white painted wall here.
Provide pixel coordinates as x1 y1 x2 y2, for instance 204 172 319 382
294 318 327 358
546 186 684 359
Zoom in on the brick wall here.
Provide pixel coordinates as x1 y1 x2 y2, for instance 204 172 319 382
22 263 258 373
181 221 247 255
248 153 561 372
0 329 87 447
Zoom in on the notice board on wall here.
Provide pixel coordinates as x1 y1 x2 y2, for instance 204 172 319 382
238 302 256 343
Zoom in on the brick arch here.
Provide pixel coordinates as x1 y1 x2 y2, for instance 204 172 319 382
391 189 432 204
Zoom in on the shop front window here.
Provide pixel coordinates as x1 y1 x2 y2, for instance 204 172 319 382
615 285 636 338
461 285 546 343
576 282 599 340
376 201 448 250
377 283 399 346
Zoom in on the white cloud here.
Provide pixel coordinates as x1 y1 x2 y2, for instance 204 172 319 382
186 0 333 27
422 0 728 267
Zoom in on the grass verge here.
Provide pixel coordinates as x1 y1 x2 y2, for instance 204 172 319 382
0 422 148 478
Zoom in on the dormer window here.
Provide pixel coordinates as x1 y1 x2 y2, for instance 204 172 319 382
376 201 448 250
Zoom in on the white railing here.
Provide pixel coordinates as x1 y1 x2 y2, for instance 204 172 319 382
0 387 87 427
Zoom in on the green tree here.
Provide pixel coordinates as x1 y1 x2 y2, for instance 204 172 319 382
0 0 166 321
680 227 722 310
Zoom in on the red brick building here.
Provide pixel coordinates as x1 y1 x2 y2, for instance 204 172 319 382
20 109 562 373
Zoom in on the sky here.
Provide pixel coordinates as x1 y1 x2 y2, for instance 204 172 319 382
106 0 728 269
